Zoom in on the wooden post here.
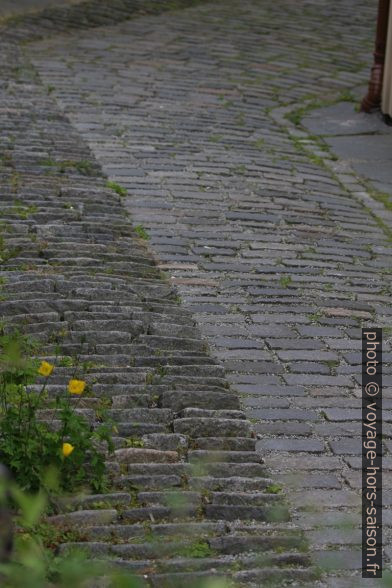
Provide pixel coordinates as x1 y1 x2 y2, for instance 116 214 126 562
361 0 391 112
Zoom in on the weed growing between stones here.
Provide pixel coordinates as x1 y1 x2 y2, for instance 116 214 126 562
39 158 95 176
0 468 241 586
284 89 356 127
134 225 149 240
265 484 282 495
176 539 213 558
279 99 392 243
279 275 292 288
106 180 127 198
0 226 20 265
7 202 38 220
0 331 114 494
0 478 144 588
366 187 392 212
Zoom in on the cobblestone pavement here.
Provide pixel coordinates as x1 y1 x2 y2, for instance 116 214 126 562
0 0 209 41
2 0 392 585
0 0 76 18
0 5 315 588
26 1 392 583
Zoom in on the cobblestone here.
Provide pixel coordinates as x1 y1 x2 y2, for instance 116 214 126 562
256 439 325 453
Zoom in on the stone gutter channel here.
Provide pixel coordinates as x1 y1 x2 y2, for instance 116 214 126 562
0 3 317 587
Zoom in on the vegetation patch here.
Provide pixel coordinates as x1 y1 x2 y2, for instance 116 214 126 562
279 275 292 288
134 225 149 240
106 180 127 198
265 484 283 495
39 159 95 176
175 539 214 559
0 331 114 493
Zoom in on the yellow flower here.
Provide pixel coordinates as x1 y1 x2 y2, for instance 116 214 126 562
38 361 54 377
62 443 74 457
68 379 86 395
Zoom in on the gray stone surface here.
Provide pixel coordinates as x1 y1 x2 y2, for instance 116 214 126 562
303 102 392 196
303 102 391 136
325 135 392 162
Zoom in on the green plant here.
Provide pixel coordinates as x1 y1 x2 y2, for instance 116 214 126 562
252 138 265 149
155 364 167 379
367 187 392 211
145 371 155 385
208 134 223 143
0 479 143 587
125 438 144 448
338 89 356 102
284 96 332 127
265 484 282 494
39 159 94 176
0 234 20 264
134 225 149 240
308 310 324 323
9 204 38 220
177 540 213 559
58 356 74 368
233 164 246 175
106 181 127 198
0 332 113 493
235 112 245 126
323 359 339 370
279 275 292 288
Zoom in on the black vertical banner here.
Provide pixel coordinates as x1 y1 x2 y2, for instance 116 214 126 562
362 328 382 578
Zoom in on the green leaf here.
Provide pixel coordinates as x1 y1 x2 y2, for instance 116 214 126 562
11 486 47 527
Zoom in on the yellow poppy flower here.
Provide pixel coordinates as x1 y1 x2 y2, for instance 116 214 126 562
38 361 54 377
68 379 86 395
62 443 74 457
